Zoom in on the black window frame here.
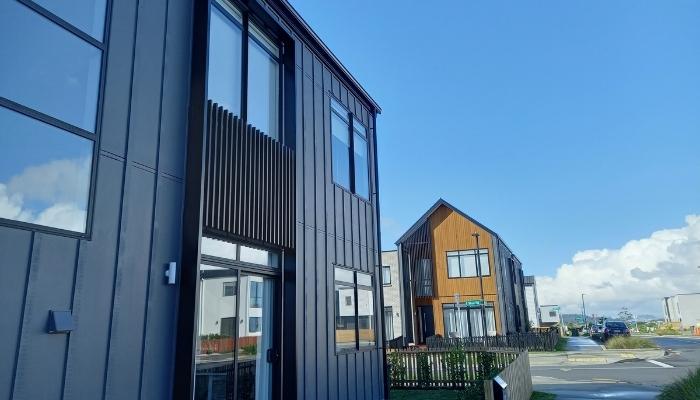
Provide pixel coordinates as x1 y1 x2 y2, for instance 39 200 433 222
210 0 285 142
0 0 112 239
333 265 377 353
329 97 371 201
446 248 491 279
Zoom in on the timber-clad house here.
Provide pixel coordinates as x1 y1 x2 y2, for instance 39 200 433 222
0 0 386 399
395 199 529 344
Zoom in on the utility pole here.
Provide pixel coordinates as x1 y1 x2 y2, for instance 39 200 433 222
472 232 488 336
581 293 587 328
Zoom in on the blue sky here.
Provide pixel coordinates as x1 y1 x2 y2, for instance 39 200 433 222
290 0 700 279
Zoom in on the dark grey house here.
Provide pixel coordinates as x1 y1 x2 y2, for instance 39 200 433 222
0 0 385 399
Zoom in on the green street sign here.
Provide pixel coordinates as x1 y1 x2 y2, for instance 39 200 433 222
465 300 483 307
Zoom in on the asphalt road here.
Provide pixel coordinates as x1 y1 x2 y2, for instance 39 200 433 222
533 336 700 399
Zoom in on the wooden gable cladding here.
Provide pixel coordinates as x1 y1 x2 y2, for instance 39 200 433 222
428 205 498 298
203 101 295 249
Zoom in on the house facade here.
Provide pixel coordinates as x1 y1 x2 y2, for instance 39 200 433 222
381 250 404 341
396 199 528 344
662 293 700 329
524 275 541 328
539 305 562 327
0 0 386 399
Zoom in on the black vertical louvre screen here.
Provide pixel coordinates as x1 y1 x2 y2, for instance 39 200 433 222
401 221 434 298
204 101 295 249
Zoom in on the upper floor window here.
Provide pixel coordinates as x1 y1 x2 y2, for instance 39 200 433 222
0 1 106 235
382 266 391 285
222 281 236 297
447 249 490 278
249 280 263 308
208 0 281 140
331 99 370 199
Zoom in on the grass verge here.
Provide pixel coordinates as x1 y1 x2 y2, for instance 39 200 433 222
604 336 657 349
531 391 556 400
658 367 700 400
554 336 569 352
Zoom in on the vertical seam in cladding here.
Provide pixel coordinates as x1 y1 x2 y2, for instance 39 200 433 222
103 0 141 397
60 240 82 400
138 0 169 394
9 231 35 399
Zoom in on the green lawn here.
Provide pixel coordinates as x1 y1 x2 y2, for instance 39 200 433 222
389 390 465 400
531 391 556 399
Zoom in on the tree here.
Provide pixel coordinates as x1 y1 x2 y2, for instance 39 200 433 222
618 307 634 323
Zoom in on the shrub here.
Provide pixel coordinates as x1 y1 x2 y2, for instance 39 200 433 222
416 353 432 388
388 352 407 385
658 367 700 400
604 336 657 349
240 344 257 355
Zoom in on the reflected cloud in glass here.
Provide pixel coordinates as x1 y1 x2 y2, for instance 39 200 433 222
0 106 92 233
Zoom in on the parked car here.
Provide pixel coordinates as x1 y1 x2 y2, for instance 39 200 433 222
591 324 604 340
603 320 630 340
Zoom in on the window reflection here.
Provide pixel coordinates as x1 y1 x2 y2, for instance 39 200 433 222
195 265 237 400
335 282 357 351
33 0 107 40
331 106 351 189
0 106 92 233
0 1 102 132
207 5 243 116
247 27 279 139
357 287 375 347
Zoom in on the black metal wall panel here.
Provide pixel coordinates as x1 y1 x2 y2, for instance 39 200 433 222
0 0 191 397
293 33 384 399
0 229 32 400
202 102 296 249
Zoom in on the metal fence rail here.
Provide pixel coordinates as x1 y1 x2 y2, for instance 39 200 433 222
424 329 559 352
387 348 518 389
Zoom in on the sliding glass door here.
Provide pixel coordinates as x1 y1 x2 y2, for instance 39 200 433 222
194 248 278 400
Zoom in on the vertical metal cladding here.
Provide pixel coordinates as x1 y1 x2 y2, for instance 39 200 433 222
401 221 434 298
203 101 295 249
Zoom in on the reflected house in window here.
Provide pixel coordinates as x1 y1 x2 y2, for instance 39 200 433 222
395 199 530 344
0 0 384 399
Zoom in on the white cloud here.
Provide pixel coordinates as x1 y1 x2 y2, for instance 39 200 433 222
536 215 700 318
0 157 90 233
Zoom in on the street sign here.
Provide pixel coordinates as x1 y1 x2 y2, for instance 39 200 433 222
465 300 483 307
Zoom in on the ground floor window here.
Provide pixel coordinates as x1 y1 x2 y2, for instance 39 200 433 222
334 266 376 351
443 303 496 338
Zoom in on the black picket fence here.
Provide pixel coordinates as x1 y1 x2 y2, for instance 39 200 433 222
387 347 518 390
425 329 559 352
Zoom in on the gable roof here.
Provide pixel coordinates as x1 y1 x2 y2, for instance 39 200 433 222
394 198 518 261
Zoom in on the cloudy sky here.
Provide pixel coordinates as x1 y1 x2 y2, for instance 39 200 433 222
291 0 700 317
537 215 700 317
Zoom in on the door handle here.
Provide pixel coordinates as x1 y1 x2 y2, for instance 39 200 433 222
266 348 279 363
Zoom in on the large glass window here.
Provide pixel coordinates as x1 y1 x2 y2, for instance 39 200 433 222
33 0 107 40
201 236 279 268
208 2 280 140
249 280 263 308
330 100 371 199
334 267 376 351
353 119 369 198
443 303 497 338
0 104 93 233
207 5 243 115
1 1 101 132
247 23 280 140
446 249 490 278
331 104 351 189
0 0 105 235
